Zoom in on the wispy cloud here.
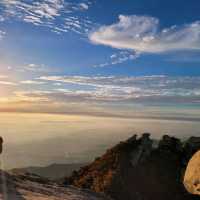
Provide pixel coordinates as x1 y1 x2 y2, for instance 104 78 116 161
0 30 6 40
0 0 93 36
15 63 57 73
38 75 200 104
0 81 17 86
23 63 45 72
20 80 45 85
79 3 89 10
0 75 17 85
51 16 95 35
1 75 200 117
1 0 65 21
90 15 200 54
93 51 140 67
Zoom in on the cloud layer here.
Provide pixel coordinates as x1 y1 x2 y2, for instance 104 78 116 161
90 15 200 53
35 75 200 103
1 75 200 117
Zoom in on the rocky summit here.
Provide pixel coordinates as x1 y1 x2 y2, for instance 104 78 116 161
65 134 200 200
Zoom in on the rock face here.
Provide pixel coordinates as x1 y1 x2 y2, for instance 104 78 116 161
0 170 111 200
130 133 153 166
184 150 200 195
65 134 200 200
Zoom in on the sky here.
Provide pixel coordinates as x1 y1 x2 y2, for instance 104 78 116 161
0 0 200 117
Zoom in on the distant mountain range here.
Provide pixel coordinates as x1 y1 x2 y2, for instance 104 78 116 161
11 163 87 180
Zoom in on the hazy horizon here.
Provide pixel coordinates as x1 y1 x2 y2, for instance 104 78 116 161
0 111 199 169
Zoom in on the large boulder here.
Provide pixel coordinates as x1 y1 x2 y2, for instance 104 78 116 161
184 150 200 195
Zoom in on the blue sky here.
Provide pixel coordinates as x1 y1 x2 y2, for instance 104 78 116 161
0 0 200 116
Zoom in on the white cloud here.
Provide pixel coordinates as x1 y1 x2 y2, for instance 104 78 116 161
60 16 95 36
110 54 117 59
1 0 64 22
79 3 89 10
20 80 45 85
93 51 140 67
0 30 6 40
8 63 60 74
53 82 62 86
0 81 17 86
0 75 17 85
21 63 52 72
38 75 200 103
0 0 65 29
1 75 200 115
23 15 43 25
89 15 200 53
39 75 119 88
24 63 41 71
0 0 93 36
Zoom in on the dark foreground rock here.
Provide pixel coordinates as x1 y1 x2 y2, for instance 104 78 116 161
65 134 200 200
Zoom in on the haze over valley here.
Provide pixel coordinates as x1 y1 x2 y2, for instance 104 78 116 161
1 111 200 169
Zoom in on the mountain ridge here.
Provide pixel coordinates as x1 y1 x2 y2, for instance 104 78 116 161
11 163 87 180
65 134 200 200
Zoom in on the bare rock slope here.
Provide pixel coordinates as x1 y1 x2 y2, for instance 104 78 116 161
0 171 111 200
